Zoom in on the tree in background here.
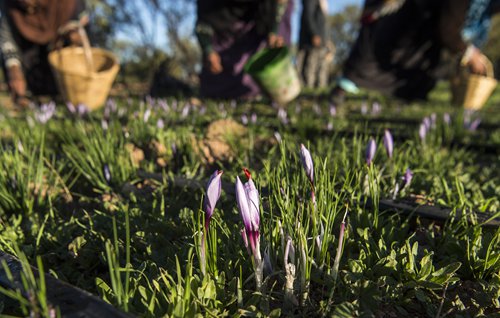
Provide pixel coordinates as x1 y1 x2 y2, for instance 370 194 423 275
85 0 200 92
327 5 361 71
482 15 500 77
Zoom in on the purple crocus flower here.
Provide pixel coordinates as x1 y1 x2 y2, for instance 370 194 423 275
403 168 413 188
278 108 289 125
419 123 427 141
361 102 368 115
236 168 264 289
203 170 223 230
103 164 111 184
241 229 251 256
383 129 393 159
241 115 249 125
423 117 431 130
101 119 109 131
366 138 376 165
274 131 282 143
198 105 207 115
251 113 258 124
464 109 474 126
430 113 437 128
143 108 151 123
117 107 127 118
327 122 333 131
146 95 154 108
106 98 117 113
235 171 260 257
158 100 170 112
371 102 381 115
467 118 481 131
66 102 76 114
156 118 165 129
34 101 56 124
329 104 337 117
299 144 314 186
181 104 190 118
77 103 89 116
443 113 451 125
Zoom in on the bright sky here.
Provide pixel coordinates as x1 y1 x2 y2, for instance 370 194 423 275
291 0 363 42
117 0 363 53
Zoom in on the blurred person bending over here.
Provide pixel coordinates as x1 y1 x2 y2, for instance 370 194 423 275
330 0 500 103
195 0 294 99
296 0 332 89
0 0 87 107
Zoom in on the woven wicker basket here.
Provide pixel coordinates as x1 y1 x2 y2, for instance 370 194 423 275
450 58 497 110
48 28 119 111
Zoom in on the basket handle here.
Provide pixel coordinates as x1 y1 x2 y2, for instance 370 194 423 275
482 57 494 78
57 16 94 75
78 25 94 75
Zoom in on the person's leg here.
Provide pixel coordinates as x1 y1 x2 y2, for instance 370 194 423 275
305 47 320 88
295 49 306 85
317 47 330 89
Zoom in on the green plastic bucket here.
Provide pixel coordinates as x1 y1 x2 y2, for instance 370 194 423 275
244 47 301 104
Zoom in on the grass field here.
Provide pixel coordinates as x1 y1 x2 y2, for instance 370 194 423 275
0 81 499 317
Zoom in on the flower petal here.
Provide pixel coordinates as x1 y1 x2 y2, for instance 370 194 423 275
300 144 314 184
236 176 252 232
204 170 223 220
383 129 393 158
244 178 260 231
366 138 376 165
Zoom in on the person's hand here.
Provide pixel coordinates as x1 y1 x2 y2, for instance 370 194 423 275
268 33 284 48
58 14 89 46
312 35 321 47
206 51 222 74
466 48 488 76
67 30 83 46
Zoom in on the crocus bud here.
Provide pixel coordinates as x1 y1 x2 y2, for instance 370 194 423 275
403 168 413 188
143 108 151 123
371 102 381 115
430 113 437 128
101 119 109 131
361 102 368 115
383 129 393 159
251 113 257 124
274 131 282 143
235 174 260 255
467 118 481 131
236 172 264 292
103 164 111 184
299 144 314 185
329 104 337 117
423 117 431 130
278 108 288 125
66 102 76 114
366 138 376 165
203 170 223 230
419 123 427 141
156 118 165 129
77 104 89 116
443 113 451 125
